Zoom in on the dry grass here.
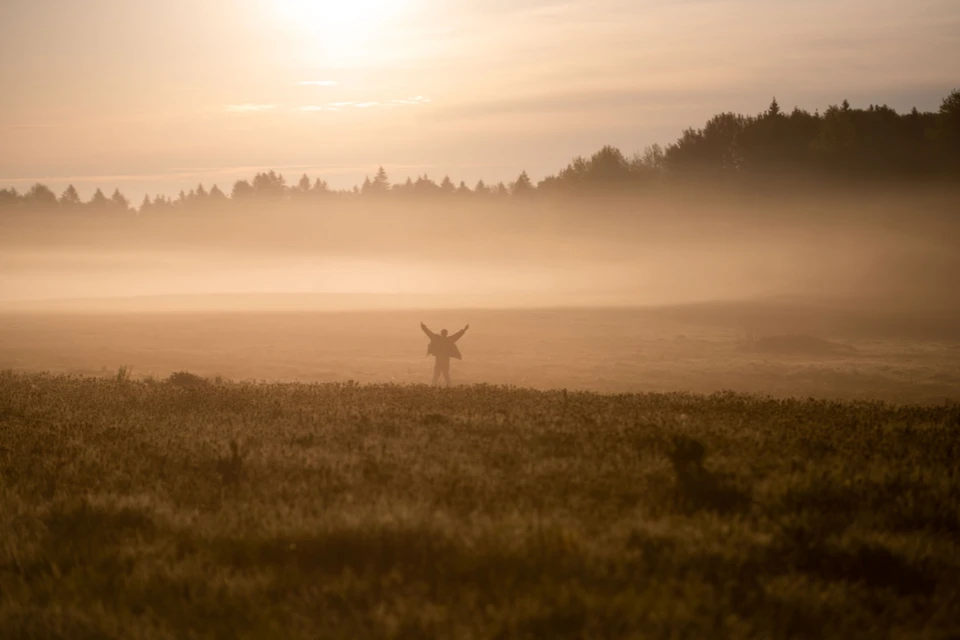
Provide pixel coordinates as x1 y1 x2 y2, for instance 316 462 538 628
1 371 958 638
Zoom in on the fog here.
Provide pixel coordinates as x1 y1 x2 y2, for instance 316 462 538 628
2 186 958 318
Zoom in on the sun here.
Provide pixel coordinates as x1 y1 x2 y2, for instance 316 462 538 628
271 0 407 64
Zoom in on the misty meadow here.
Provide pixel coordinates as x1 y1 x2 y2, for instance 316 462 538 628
3 0 960 635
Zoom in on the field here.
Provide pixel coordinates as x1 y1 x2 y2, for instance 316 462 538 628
2 303 959 404
2 304 959 637
1 371 959 638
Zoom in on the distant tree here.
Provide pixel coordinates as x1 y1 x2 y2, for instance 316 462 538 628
151 195 172 214
209 184 227 201
737 99 805 174
546 156 589 192
360 176 373 195
767 97 781 117
631 144 665 177
251 170 286 198
297 173 311 193
392 177 414 195
439 175 455 195
24 183 59 211
59 184 82 211
231 179 254 199
0 187 20 210
812 103 854 167
88 188 109 213
510 170 534 196
585 146 632 187
666 113 746 177
415 174 438 195
139 194 152 215
935 89 960 172
110 188 131 214
372 166 390 193
474 179 490 195
456 180 471 196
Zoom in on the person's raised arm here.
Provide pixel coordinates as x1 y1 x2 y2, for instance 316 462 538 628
451 324 470 342
421 322 436 338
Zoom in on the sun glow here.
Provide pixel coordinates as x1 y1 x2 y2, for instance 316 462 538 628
272 0 408 65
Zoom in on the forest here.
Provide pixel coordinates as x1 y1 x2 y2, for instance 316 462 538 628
2 89 958 217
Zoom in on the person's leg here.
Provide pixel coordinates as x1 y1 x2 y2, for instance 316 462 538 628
432 360 441 386
442 360 451 386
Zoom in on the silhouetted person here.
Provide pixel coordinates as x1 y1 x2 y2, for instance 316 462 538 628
421 322 469 386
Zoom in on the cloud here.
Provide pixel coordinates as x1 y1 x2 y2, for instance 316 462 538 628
297 80 338 86
297 96 433 114
389 96 433 105
225 104 277 112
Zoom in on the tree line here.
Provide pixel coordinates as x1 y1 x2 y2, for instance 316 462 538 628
2 89 957 215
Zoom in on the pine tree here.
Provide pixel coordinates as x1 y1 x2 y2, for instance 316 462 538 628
371 166 390 193
767 97 781 117
88 188 109 212
510 171 533 196
110 188 131 213
59 184 82 209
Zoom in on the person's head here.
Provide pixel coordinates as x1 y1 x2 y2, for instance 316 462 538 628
441 329 448 337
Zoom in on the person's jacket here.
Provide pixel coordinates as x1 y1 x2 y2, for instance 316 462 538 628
422 326 466 360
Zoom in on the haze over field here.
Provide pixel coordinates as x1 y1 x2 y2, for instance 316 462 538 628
5 2 960 638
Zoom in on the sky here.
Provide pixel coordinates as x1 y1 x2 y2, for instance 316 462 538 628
1 0 958 201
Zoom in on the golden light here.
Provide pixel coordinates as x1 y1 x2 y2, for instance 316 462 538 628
271 0 408 65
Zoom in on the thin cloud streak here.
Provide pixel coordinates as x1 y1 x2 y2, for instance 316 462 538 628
297 80 338 86
298 97 432 113
224 104 277 112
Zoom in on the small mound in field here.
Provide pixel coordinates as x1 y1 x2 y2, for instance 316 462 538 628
745 334 857 356
167 371 209 387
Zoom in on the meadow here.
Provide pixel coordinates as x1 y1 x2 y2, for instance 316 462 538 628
2 304 959 404
2 304 959 637
1 370 958 638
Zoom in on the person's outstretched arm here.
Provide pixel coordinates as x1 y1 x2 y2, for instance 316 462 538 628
421 322 436 338
451 324 470 342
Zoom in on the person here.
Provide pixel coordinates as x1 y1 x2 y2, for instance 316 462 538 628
420 322 469 386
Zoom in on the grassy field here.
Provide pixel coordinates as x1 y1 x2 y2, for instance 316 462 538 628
1 371 958 638
2 305 959 403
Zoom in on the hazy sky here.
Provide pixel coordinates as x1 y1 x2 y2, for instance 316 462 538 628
2 0 958 200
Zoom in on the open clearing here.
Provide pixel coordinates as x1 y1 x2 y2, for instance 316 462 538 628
1 372 958 638
2 304 958 637
1 304 958 403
